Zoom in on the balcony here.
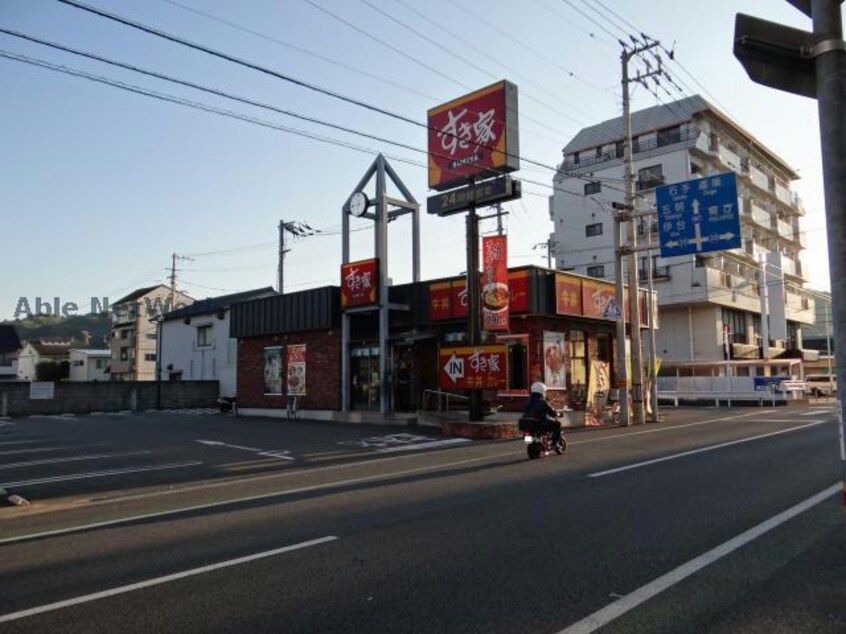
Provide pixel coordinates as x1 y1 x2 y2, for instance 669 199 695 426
562 126 699 172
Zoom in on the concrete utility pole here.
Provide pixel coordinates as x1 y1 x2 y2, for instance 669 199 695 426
533 238 558 269
620 39 661 426
169 253 193 311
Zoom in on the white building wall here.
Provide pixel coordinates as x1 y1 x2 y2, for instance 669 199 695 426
69 350 110 382
16 342 39 381
160 311 237 397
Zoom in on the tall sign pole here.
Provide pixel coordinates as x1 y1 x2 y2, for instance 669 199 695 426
735 0 846 506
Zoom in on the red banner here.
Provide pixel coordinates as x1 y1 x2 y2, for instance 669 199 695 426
439 345 508 390
341 259 379 308
482 235 509 331
427 81 519 191
555 274 582 316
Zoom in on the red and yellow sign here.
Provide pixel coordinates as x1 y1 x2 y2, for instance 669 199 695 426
439 345 508 391
427 81 519 191
482 235 509 331
555 274 582 316
341 258 379 308
582 279 621 320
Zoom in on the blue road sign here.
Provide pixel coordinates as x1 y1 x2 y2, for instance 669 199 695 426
656 172 742 258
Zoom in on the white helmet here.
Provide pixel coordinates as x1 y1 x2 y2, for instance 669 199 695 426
530 381 547 396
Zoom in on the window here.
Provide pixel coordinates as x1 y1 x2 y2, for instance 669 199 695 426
120 329 131 340
145 353 157 362
722 308 747 344
95 359 105 369
585 223 603 237
146 333 157 340
637 164 664 189
657 126 681 147
586 265 605 278
120 347 129 361
72 360 83 367
197 325 212 347
584 181 601 195
569 330 586 387
639 255 669 280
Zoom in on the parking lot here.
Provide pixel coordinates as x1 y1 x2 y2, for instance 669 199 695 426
0 411 469 506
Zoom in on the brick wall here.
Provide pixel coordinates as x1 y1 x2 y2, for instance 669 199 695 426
0 381 218 417
237 330 341 411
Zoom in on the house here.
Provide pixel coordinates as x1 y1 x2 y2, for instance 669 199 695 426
110 285 193 381
69 349 111 382
0 325 22 381
159 287 277 398
548 95 815 368
17 340 73 381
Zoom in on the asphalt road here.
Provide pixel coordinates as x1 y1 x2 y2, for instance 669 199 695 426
0 404 843 633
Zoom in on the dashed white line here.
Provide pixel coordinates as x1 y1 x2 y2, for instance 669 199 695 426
0 535 338 623
558 484 840 633
0 450 152 470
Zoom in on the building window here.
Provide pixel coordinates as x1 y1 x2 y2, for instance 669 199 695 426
120 329 131 340
722 307 747 344
95 359 105 369
637 164 664 189
585 223 603 237
657 126 681 147
145 353 157 362
72 360 83 367
586 265 605 278
197 325 212 347
120 347 129 361
584 181 601 195
146 333 157 340
569 330 587 388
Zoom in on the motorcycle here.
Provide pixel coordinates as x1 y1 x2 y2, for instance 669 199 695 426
522 423 567 460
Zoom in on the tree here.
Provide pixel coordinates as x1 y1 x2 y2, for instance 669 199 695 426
35 361 69 382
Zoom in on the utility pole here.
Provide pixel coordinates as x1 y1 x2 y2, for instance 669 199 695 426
621 38 662 425
169 253 193 311
533 238 558 269
277 220 320 294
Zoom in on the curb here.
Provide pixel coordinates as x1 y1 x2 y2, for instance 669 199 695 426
0 487 30 507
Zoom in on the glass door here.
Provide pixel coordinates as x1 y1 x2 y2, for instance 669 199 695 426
350 346 380 411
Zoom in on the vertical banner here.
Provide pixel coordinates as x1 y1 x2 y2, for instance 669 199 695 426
286 344 306 396
263 346 283 395
481 235 509 331
543 331 566 389
585 359 611 426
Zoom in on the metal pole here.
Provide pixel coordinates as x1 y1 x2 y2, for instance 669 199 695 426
277 221 285 294
811 0 846 505
826 299 834 396
613 208 630 426
622 48 645 425
155 317 162 410
467 203 483 421
759 253 770 361
341 205 350 412
376 156 390 415
645 218 659 422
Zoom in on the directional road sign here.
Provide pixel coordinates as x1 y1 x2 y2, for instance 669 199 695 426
656 172 742 258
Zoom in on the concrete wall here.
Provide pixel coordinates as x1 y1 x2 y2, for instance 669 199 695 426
0 380 218 417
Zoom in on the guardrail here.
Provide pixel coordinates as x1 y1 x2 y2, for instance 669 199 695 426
423 389 468 412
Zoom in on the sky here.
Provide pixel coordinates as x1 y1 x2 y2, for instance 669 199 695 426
0 0 835 321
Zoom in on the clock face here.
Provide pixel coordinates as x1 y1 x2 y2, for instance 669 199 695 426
349 192 368 217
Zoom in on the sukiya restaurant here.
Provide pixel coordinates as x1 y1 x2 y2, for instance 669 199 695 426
229 264 653 420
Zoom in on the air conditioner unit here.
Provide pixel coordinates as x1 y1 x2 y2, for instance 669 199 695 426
774 339 786 349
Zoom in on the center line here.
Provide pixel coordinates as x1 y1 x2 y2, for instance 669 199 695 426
0 535 338 623
588 421 827 478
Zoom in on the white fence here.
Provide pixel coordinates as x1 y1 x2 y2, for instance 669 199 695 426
657 376 804 406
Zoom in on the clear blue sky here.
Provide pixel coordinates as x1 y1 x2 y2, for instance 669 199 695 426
0 0 832 320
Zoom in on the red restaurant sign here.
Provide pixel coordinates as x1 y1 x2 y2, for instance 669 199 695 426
341 258 379 308
482 235 509 331
439 345 508 391
427 80 520 192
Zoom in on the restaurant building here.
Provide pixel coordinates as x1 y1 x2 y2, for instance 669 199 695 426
230 266 652 423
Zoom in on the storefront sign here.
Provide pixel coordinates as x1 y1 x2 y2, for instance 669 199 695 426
582 279 621 321
555 274 582 316
439 345 507 390
427 176 521 217
29 382 54 400
286 344 306 396
482 235 509 331
341 258 379 308
543 331 566 389
508 270 529 313
427 80 520 192
429 272 529 322
263 346 283 395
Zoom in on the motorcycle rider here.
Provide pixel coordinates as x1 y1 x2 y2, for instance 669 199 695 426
519 381 565 453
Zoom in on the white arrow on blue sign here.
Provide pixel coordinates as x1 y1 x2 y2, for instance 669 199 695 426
656 172 742 258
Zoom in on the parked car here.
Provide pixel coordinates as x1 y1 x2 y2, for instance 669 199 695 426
804 374 837 397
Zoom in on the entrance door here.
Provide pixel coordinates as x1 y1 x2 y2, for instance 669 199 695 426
350 346 380 411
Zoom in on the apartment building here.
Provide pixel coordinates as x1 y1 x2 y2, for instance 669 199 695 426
110 285 192 381
549 95 815 365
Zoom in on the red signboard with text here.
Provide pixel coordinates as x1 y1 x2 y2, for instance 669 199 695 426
582 279 621 320
508 270 529 313
439 345 508 391
555 274 582 316
341 258 379 308
427 81 520 191
482 235 509 331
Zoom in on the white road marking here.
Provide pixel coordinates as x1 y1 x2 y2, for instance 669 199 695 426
0 447 70 457
0 535 338 623
0 450 152 470
588 421 827 478
0 409 803 544
558 484 840 634
0 461 202 488
377 438 471 453
802 409 832 416
196 440 295 461
0 440 39 447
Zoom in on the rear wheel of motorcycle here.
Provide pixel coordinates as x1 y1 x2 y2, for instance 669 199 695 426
527 443 541 459
556 437 567 455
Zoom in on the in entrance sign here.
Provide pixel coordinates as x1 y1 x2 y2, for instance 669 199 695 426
438 345 508 391
656 172 742 258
